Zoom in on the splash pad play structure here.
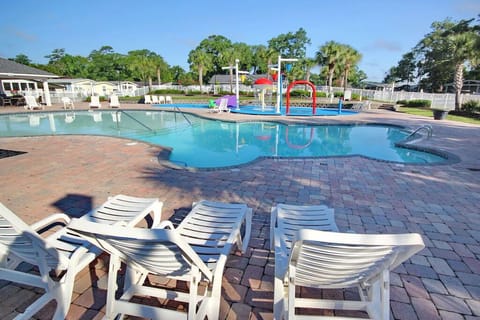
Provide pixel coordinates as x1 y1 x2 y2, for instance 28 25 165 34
231 78 356 116
229 55 356 116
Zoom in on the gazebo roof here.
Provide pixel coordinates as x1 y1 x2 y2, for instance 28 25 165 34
0 57 59 79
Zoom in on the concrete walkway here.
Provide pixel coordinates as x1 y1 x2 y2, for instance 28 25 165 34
0 102 479 319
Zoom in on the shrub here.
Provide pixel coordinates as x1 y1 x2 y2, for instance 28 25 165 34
289 90 310 97
151 89 183 95
351 93 360 101
462 100 480 112
396 99 431 108
315 92 327 98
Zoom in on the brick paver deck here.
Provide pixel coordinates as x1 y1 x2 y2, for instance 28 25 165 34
0 102 479 319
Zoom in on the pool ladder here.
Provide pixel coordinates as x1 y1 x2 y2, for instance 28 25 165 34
115 110 154 132
173 106 192 126
406 125 433 141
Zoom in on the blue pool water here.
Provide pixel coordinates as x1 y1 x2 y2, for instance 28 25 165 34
0 110 446 168
157 103 357 116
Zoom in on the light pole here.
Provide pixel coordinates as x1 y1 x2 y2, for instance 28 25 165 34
275 56 298 114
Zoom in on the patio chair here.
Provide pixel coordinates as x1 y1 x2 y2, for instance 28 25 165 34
270 203 338 251
0 202 100 320
0 195 162 319
61 97 75 109
82 194 162 228
151 95 159 104
24 95 43 110
144 95 153 104
209 98 228 113
165 95 173 104
109 95 120 108
274 229 425 320
158 95 166 104
89 96 102 108
68 200 252 320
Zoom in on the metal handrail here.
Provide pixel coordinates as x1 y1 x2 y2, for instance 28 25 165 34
406 124 433 140
115 110 154 132
173 106 192 126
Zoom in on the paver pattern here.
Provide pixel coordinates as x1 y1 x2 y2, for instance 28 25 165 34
0 102 479 319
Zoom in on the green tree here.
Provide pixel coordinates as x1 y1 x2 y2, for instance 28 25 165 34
197 35 232 76
11 54 31 66
169 65 186 84
126 49 158 90
384 52 417 84
188 48 212 93
87 46 125 81
316 41 343 93
268 28 311 81
339 45 362 91
443 19 480 110
45 48 66 64
267 28 311 58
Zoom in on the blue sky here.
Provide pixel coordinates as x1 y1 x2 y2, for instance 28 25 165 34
1 0 478 82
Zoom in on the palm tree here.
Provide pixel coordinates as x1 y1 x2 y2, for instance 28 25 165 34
316 41 343 95
339 45 362 92
444 19 480 111
188 48 212 93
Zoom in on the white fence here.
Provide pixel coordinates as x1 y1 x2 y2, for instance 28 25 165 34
27 82 480 108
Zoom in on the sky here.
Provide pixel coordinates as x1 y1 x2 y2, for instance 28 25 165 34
1 0 479 82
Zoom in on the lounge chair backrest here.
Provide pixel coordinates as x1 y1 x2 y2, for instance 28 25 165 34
158 96 165 104
24 95 39 110
0 203 69 269
165 95 173 104
218 98 228 111
270 204 338 251
109 95 120 108
289 229 425 288
177 200 251 254
89 96 101 108
151 95 159 103
69 219 214 280
61 97 74 109
144 95 152 104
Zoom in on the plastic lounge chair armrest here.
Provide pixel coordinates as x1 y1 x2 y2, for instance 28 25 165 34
29 213 71 231
155 220 175 230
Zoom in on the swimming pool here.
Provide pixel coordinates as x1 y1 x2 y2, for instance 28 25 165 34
157 103 357 116
0 110 447 168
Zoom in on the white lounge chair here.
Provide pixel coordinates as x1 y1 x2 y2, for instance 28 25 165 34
158 95 166 104
165 95 173 104
0 203 100 320
274 229 425 320
151 95 159 104
61 97 75 109
209 98 229 113
144 95 153 104
68 200 252 320
270 204 338 251
109 95 120 108
0 195 162 319
89 96 102 108
82 194 162 227
24 95 43 110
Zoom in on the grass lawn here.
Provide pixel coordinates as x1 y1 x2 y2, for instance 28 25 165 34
398 107 480 125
